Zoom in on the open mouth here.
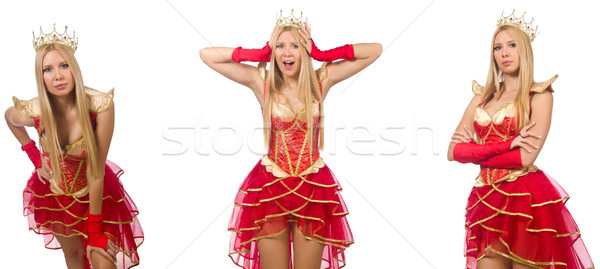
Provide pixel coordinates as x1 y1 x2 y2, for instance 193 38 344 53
283 61 295 69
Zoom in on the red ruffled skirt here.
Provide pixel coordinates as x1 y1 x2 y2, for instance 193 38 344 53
465 170 594 268
22 160 144 269
228 160 353 269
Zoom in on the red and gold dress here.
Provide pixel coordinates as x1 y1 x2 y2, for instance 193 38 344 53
228 68 353 269
13 88 144 269
464 76 594 268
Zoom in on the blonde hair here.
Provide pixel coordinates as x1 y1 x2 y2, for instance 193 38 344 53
34 43 102 179
482 24 534 130
263 26 324 150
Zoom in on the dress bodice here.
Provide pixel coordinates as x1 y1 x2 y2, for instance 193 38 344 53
472 103 534 185
13 87 113 196
264 101 322 177
257 62 328 178
470 75 557 186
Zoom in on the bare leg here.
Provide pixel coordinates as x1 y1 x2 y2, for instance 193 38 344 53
55 235 86 269
513 261 535 269
257 226 290 269
291 224 325 269
89 250 117 269
477 248 511 269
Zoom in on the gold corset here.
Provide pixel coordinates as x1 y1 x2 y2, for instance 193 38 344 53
262 101 324 178
472 103 537 186
40 135 90 197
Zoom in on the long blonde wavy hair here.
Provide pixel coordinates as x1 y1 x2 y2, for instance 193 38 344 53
482 24 536 130
35 43 102 178
263 26 324 150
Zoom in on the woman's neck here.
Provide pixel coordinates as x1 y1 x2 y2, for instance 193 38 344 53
502 73 519 93
49 91 76 115
281 75 299 91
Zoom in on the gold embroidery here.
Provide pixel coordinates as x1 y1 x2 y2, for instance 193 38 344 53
12 96 40 117
85 87 114 113
472 80 484 96
530 75 558 93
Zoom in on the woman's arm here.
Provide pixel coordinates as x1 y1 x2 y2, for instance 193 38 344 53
447 95 482 161
5 106 52 182
199 47 266 106
5 106 35 145
519 91 553 166
87 101 115 215
320 43 382 98
296 22 382 99
449 92 551 166
86 101 118 265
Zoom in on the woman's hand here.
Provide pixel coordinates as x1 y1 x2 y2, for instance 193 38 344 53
86 239 118 264
268 26 278 48
511 122 541 152
298 21 313 53
36 156 52 184
451 125 475 144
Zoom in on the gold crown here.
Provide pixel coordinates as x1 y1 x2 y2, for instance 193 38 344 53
276 9 304 28
32 24 78 52
497 10 539 42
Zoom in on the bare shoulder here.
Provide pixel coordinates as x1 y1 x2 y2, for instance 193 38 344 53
530 90 553 108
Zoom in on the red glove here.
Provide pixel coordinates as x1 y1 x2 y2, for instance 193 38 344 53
475 148 523 168
231 42 271 63
87 213 108 249
21 140 42 169
453 136 516 164
310 40 354 62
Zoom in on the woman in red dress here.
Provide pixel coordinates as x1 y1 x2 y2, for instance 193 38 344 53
447 11 594 268
200 11 381 269
5 25 143 269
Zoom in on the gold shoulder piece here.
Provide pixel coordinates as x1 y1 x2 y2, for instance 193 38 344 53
85 87 114 113
317 62 328 83
472 80 484 96
12 96 40 117
257 62 267 82
530 74 558 93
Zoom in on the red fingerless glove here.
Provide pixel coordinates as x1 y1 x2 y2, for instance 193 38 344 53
87 213 108 249
453 136 516 164
21 140 42 169
310 40 354 62
475 148 523 168
231 42 271 63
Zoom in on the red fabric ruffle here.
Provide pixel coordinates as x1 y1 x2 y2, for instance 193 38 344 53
23 160 143 269
465 170 594 268
228 161 353 269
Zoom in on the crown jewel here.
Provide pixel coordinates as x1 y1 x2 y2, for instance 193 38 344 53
497 10 538 42
276 9 304 28
32 24 78 52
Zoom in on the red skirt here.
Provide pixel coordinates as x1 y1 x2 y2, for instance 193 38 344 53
22 160 144 269
465 170 594 268
228 160 353 269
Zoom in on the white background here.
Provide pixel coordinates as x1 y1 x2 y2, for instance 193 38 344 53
1 0 598 268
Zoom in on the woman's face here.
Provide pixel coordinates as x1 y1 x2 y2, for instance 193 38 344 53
42 50 74 97
274 30 301 78
493 30 520 76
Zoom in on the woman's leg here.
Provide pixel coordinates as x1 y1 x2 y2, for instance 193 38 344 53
257 226 290 269
512 261 535 269
291 224 324 269
89 249 117 269
477 248 512 269
55 235 86 269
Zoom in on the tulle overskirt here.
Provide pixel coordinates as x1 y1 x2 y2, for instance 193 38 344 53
228 161 353 269
465 170 593 268
23 160 143 268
